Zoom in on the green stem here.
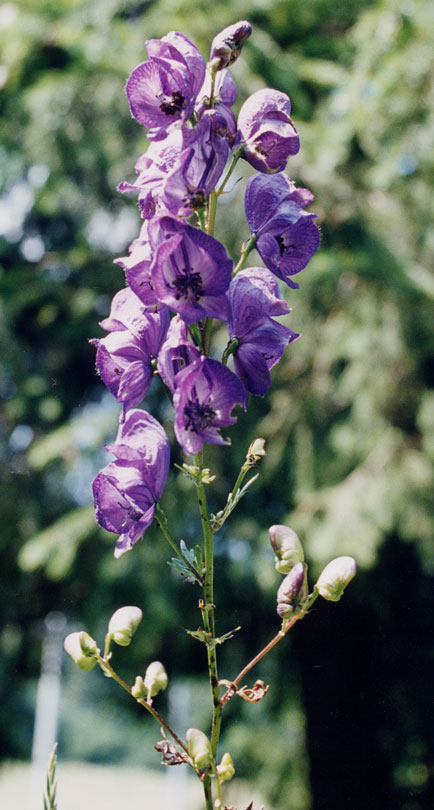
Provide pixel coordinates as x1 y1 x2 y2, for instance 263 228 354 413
96 656 189 755
216 150 242 197
202 773 214 810
232 232 257 277
195 451 223 760
155 503 203 585
221 590 320 705
221 337 239 366
207 190 217 236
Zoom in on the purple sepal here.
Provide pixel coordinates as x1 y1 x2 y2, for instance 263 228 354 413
227 268 298 396
237 88 299 173
93 289 169 409
157 315 200 393
173 357 245 455
209 21 252 70
150 217 232 323
244 174 320 287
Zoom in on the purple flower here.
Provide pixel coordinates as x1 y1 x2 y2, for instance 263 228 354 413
92 288 169 411
245 173 320 288
209 20 252 70
237 88 299 173
126 32 206 140
157 315 200 393
227 268 299 396
93 409 170 557
173 357 245 455
150 217 232 323
118 131 182 220
162 112 229 215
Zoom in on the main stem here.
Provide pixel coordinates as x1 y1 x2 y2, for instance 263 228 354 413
195 451 223 759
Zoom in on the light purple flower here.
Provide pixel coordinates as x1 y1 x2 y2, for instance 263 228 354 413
157 315 200 393
162 112 229 215
118 131 182 220
126 32 206 140
245 173 320 288
93 409 170 557
173 357 245 455
227 268 298 396
209 20 252 70
92 288 169 411
150 217 232 323
237 88 299 173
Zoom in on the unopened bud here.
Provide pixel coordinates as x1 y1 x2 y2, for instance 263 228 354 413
247 438 266 464
217 752 235 783
144 661 168 698
108 606 143 646
131 675 147 700
315 557 356 602
276 562 307 618
209 21 252 70
64 632 97 671
186 728 213 770
269 524 304 574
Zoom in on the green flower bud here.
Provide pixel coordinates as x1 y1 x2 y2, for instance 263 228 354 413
277 562 307 618
79 631 98 657
108 606 143 646
217 752 235 783
64 632 97 671
186 728 213 770
316 556 357 602
247 438 266 463
144 661 168 698
131 675 147 700
269 524 304 574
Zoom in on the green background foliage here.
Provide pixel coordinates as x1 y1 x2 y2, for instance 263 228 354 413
1 0 433 807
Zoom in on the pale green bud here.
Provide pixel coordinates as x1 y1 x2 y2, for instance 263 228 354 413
247 438 266 463
217 752 235 783
316 556 357 602
64 632 97 671
108 606 143 646
79 631 98 657
131 675 147 700
186 728 213 770
269 524 304 574
144 661 168 698
276 562 307 618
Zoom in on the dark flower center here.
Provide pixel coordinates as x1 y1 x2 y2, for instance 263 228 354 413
173 267 203 301
159 91 186 116
184 397 216 432
118 501 143 523
276 235 297 256
187 189 207 210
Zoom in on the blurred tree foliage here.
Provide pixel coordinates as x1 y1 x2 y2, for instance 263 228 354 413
1 0 433 808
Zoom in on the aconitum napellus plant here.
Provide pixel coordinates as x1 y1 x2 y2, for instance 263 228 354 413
64 22 356 810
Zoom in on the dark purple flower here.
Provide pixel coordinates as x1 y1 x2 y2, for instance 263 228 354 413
173 357 245 455
126 32 206 140
93 409 170 557
227 268 298 396
162 112 229 215
237 88 299 173
92 288 169 410
244 173 320 288
209 21 252 70
150 217 232 323
157 315 200 393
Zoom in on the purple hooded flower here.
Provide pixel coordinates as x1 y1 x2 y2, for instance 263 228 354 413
157 315 200 393
162 112 229 215
227 268 299 396
237 88 299 173
150 216 232 323
245 173 320 288
173 357 245 455
209 20 252 70
118 131 182 221
126 32 206 140
93 409 170 557
92 288 170 411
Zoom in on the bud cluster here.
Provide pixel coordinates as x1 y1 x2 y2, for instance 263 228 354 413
269 524 356 620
